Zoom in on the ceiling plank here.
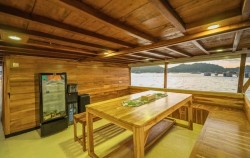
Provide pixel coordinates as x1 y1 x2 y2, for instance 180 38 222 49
60 0 158 42
149 0 185 33
134 53 165 60
165 47 192 57
91 21 250 58
0 24 116 51
186 9 242 32
192 40 210 55
242 0 250 20
0 4 135 47
232 30 243 52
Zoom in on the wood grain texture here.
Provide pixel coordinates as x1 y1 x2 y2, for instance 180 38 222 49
244 96 250 123
86 90 192 158
238 54 246 93
3 55 130 134
129 86 245 109
190 103 250 158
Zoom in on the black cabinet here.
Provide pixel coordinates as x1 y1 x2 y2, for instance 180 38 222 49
78 94 90 113
67 84 78 125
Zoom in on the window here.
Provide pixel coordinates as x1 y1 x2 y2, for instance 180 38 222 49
131 65 164 88
167 59 242 93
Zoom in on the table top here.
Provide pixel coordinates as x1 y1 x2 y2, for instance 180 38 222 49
86 91 192 127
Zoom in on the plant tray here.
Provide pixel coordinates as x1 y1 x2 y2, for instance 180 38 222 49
121 93 168 107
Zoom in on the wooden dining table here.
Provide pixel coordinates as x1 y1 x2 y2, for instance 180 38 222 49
86 91 193 158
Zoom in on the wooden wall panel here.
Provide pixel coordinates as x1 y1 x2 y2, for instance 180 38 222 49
3 55 130 135
244 96 250 123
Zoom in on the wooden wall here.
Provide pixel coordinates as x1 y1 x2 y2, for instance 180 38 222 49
3 55 129 135
244 96 250 123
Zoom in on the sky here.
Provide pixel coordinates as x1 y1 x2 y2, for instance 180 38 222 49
168 58 250 68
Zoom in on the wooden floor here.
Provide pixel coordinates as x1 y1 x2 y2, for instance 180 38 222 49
0 119 202 158
190 104 250 158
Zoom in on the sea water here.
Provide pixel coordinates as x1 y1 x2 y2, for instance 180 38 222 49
131 73 250 98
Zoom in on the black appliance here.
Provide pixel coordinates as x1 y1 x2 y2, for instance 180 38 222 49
78 94 90 113
67 84 78 125
67 84 78 93
39 73 68 137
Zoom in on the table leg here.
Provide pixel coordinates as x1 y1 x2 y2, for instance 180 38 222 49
188 100 193 130
86 111 96 157
133 127 145 158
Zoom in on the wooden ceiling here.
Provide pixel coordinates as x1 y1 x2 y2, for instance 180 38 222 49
0 0 249 65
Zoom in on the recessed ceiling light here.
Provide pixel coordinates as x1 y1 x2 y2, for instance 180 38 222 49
207 24 220 30
216 49 223 52
8 35 21 41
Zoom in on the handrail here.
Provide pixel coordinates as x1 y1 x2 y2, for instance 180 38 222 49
243 78 250 93
129 86 244 98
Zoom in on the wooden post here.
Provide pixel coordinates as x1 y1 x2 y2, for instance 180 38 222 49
238 54 247 93
2 56 11 135
129 67 131 86
164 63 168 88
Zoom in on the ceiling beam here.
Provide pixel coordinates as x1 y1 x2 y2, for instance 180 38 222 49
192 40 210 55
60 0 158 42
129 50 250 67
232 30 243 52
0 24 116 51
165 47 192 57
242 0 250 20
0 41 95 57
134 53 166 60
0 49 80 60
0 4 135 47
149 0 185 33
90 21 250 59
148 50 176 58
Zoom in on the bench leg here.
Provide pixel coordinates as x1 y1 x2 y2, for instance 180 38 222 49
188 101 193 130
82 123 86 151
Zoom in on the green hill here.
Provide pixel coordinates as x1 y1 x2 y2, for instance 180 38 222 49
131 63 250 73
131 66 164 73
168 63 225 73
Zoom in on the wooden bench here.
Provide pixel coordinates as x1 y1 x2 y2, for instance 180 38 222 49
74 113 126 152
73 112 101 151
190 103 250 158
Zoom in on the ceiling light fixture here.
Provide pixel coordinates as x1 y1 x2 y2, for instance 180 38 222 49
207 24 220 30
8 35 21 41
216 49 223 52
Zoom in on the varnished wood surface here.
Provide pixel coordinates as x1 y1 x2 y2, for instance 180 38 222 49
190 103 250 158
103 119 175 158
244 96 250 123
86 90 192 158
87 91 192 127
129 86 245 109
0 0 249 64
3 55 130 135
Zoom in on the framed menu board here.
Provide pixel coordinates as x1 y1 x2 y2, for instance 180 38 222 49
39 73 68 137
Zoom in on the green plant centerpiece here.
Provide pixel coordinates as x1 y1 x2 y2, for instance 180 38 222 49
122 93 168 107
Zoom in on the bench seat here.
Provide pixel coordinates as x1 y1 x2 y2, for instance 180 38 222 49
190 103 250 158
